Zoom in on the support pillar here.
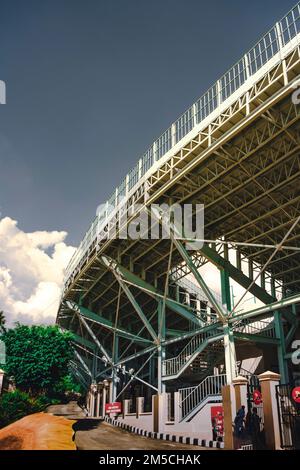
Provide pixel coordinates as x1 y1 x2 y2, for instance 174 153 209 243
102 382 107 418
222 383 236 449
220 268 231 313
258 371 281 450
96 385 101 418
274 311 289 384
232 375 248 411
111 335 119 402
157 300 166 394
224 324 237 384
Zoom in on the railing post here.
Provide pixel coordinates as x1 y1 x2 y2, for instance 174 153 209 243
258 371 281 450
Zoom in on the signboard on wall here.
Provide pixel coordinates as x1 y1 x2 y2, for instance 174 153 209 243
253 389 262 405
292 386 300 404
211 405 224 441
105 402 122 414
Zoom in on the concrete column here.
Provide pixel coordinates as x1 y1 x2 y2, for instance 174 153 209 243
96 386 101 418
157 300 166 394
174 392 180 424
222 383 236 449
232 375 248 411
258 371 281 450
136 397 144 418
152 394 168 433
102 385 107 418
90 391 95 417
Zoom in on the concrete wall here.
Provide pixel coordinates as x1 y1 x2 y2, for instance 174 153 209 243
113 394 221 441
116 412 153 432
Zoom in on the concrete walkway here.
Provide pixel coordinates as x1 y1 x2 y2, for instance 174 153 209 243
47 402 212 450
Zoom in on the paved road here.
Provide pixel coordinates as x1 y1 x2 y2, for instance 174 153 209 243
47 402 212 450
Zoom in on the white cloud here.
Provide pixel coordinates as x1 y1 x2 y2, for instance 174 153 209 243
0 216 76 326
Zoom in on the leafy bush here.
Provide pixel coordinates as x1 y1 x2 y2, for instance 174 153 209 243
0 390 44 428
1 324 74 395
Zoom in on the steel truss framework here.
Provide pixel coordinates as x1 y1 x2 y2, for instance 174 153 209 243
58 19 300 398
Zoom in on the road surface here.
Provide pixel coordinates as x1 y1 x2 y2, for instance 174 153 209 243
47 402 214 450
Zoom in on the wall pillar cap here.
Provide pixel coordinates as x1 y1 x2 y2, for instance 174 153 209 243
232 375 248 385
258 370 281 382
0 369 4 374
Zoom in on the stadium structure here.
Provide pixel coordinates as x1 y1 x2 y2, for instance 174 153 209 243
57 3 300 445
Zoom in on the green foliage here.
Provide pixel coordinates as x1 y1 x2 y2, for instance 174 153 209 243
1 324 74 394
0 390 44 428
53 374 84 396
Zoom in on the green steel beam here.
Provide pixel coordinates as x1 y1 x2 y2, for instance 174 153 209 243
229 293 300 323
112 273 158 343
101 254 204 327
74 350 93 378
66 300 152 344
200 245 276 305
233 332 280 344
274 311 289 383
73 309 112 364
171 238 227 323
220 268 232 312
61 327 97 351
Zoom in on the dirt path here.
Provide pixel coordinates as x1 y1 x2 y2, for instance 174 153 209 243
47 402 214 450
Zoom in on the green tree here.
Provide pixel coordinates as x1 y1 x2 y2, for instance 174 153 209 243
1 324 74 395
0 310 6 334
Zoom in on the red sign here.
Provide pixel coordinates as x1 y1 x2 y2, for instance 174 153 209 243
211 405 224 440
253 389 262 405
105 402 122 414
292 386 300 403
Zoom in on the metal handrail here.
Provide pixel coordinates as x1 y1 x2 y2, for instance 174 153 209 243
233 317 275 338
162 328 221 377
178 374 227 421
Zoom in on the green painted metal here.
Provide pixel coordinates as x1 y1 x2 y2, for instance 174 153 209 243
229 293 300 323
171 238 227 323
220 268 231 313
114 273 159 342
67 300 152 344
233 332 280 345
101 255 204 327
70 331 97 351
200 245 276 306
274 311 289 383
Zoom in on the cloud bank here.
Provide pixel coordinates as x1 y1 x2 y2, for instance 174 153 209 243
0 216 76 326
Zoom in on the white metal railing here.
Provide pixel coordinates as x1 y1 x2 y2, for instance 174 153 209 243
64 3 300 285
233 318 276 338
179 374 227 421
162 328 221 377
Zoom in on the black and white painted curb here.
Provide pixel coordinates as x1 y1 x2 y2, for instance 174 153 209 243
104 416 224 449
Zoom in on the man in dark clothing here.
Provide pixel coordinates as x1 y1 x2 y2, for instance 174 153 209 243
249 407 263 450
233 405 245 449
234 405 245 436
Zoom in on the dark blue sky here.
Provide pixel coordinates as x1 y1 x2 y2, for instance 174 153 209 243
0 0 296 245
